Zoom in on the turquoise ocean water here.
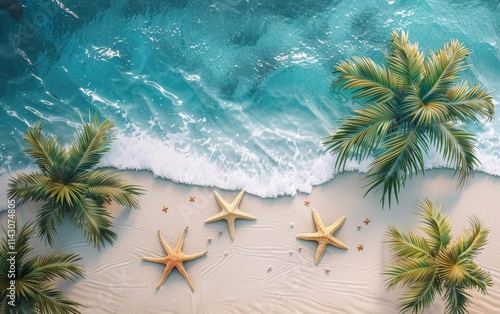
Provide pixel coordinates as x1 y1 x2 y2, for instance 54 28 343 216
0 0 499 199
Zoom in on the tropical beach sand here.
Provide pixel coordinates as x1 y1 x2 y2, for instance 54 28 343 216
2 169 500 313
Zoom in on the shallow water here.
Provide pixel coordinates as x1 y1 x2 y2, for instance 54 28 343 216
1 0 499 197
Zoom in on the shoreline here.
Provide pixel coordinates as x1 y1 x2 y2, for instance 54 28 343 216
2 168 500 313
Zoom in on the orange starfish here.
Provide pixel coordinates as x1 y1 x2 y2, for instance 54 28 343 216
304 200 310 206
162 206 169 212
189 196 196 202
357 244 364 251
364 218 371 225
142 227 207 291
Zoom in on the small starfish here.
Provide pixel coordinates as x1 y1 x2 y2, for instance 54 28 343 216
304 200 310 206
162 206 169 213
296 209 348 264
205 190 256 240
364 218 371 225
357 244 364 251
142 227 207 291
189 196 196 202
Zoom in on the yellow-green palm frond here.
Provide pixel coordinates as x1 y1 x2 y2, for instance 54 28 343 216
70 197 118 250
34 252 84 283
323 102 397 170
66 113 114 178
44 181 86 209
365 129 427 207
387 30 424 85
84 170 143 209
402 83 451 127
386 225 431 259
416 199 452 252
384 257 436 291
7 173 50 205
446 82 494 123
455 216 490 260
443 285 470 314
427 122 478 187
421 39 470 102
22 121 66 172
398 274 440 314
333 56 398 103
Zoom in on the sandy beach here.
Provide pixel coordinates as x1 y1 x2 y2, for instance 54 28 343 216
2 169 500 313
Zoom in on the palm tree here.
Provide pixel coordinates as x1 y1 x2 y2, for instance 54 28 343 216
8 113 144 249
323 30 494 207
384 199 492 314
0 221 84 313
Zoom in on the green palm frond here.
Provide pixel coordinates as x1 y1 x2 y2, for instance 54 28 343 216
385 200 492 313
417 199 452 252
22 121 66 172
421 39 470 102
386 225 431 259
384 257 436 290
365 129 427 207
0 222 84 314
398 275 440 314
70 197 118 250
446 82 494 123
387 30 424 85
333 56 397 103
66 113 114 178
36 201 66 247
443 285 470 314
84 170 144 209
427 122 478 187
7 173 50 205
454 216 490 260
32 284 83 314
323 102 397 170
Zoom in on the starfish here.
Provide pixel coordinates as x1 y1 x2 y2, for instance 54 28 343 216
304 200 310 206
357 244 364 251
189 196 196 202
364 218 371 225
205 190 256 240
162 206 169 212
142 227 207 291
296 209 348 264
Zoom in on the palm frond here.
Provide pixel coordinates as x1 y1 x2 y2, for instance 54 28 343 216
421 39 469 102
22 121 66 172
384 257 436 290
65 113 115 178
323 102 397 170
7 173 51 205
398 274 440 314
427 122 478 187
333 56 397 103
34 252 84 282
36 201 66 247
84 170 144 209
386 225 431 258
416 199 452 252
446 82 494 123
387 30 424 85
364 129 427 207
454 216 490 260
70 197 118 250
443 285 470 314
33 284 83 314
402 83 451 127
